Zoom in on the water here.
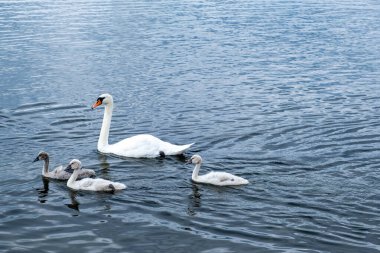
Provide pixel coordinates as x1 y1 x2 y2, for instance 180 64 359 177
1 0 380 252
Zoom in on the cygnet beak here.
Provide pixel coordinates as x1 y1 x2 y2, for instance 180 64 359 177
33 156 39 162
186 159 192 164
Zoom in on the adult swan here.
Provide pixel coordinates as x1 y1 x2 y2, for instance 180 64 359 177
91 93 193 158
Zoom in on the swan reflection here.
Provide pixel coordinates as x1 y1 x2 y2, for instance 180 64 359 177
187 183 201 216
37 177 49 203
97 152 111 173
65 190 80 212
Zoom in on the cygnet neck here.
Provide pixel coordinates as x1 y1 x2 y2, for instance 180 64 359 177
42 157 49 176
192 162 202 180
67 169 80 187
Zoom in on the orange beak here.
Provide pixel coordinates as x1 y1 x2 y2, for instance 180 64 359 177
91 100 102 109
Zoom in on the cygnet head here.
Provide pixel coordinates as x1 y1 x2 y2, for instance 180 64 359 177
66 159 82 171
91 93 113 109
33 151 49 162
188 154 203 164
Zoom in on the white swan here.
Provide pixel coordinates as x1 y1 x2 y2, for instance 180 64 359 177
65 159 126 192
33 151 96 180
91 93 193 158
187 155 249 186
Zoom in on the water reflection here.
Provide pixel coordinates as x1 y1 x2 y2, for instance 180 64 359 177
97 152 110 169
65 190 80 212
173 154 189 163
187 183 201 216
36 177 50 204
97 152 111 180
97 153 110 168
1 0 379 251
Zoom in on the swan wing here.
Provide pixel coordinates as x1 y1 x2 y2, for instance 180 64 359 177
77 178 95 188
49 165 72 180
77 168 96 178
76 178 124 191
110 134 160 158
198 172 249 186
107 134 193 158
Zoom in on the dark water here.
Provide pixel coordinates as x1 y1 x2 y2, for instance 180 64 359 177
1 0 380 252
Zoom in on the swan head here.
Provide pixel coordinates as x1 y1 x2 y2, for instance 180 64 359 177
187 154 203 164
65 159 82 173
91 93 113 109
33 151 49 162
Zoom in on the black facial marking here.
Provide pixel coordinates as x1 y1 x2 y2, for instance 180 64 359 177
98 97 105 102
64 165 74 173
109 184 115 194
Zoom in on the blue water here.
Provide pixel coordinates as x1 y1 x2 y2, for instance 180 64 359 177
1 1 380 252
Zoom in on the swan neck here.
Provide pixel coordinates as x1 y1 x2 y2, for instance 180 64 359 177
67 169 80 187
43 158 49 176
98 103 113 149
192 163 201 180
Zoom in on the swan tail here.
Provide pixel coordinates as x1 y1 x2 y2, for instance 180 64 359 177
109 184 115 193
166 143 194 155
241 178 249 185
235 177 249 185
111 182 126 190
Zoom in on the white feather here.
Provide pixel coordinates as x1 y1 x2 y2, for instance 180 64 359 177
92 93 193 158
189 155 249 186
34 151 95 180
66 159 126 192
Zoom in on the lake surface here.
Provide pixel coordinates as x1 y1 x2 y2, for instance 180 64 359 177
1 0 380 252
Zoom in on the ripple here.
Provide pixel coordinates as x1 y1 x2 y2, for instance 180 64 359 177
1 0 380 252
13 104 85 116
